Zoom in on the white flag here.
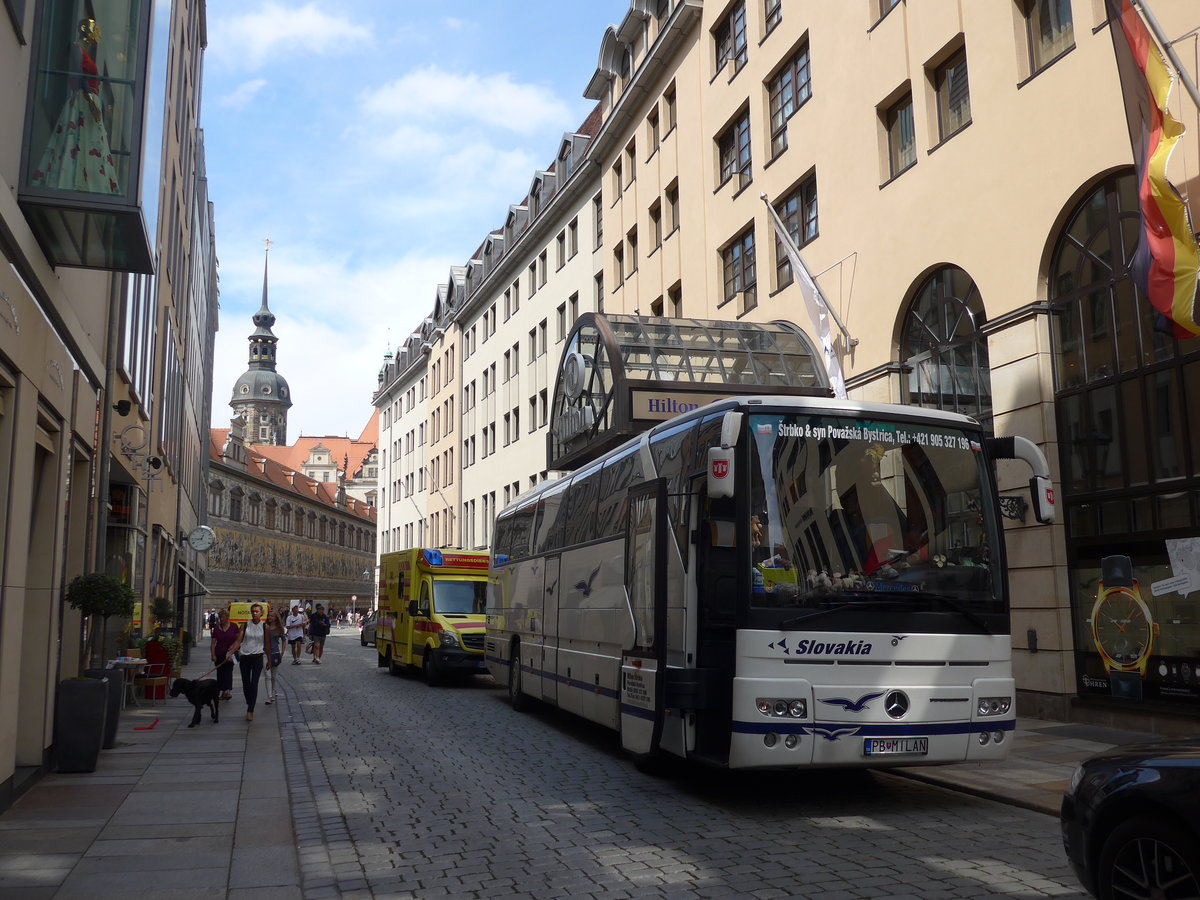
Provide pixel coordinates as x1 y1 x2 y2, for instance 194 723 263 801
762 197 847 399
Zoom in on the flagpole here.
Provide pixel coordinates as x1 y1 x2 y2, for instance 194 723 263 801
1133 0 1200 110
759 195 855 347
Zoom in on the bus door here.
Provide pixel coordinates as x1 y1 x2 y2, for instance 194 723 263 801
620 479 668 757
692 488 738 763
540 555 560 703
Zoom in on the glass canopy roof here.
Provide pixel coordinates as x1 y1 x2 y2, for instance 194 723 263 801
548 314 830 470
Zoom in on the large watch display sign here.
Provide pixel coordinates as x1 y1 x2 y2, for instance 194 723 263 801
1076 538 1200 705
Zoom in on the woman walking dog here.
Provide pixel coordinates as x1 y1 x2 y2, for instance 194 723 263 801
227 603 272 721
209 608 239 701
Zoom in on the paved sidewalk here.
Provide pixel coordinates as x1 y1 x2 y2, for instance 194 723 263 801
0 665 1174 899
0 658 302 899
892 718 1161 815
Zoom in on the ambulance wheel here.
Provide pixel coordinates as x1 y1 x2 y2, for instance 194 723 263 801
387 649 403 677
377 648 387 668
509 643 529 712
423 648 442 687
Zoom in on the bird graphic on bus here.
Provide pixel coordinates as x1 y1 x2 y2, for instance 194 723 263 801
574 563 602 597
818 691 885 713
805 726 861 742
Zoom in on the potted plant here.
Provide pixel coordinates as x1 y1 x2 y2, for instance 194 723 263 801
150 596 175 635
65 573 136 669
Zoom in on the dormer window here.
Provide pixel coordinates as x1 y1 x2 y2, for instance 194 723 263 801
261 385 272 395
240 384 250 394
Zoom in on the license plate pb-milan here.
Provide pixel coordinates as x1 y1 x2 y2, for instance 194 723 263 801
863 737 928 756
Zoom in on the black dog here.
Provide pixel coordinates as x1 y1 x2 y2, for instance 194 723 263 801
169 677 220 727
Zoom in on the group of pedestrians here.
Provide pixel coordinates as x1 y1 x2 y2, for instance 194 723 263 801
207 601 332 722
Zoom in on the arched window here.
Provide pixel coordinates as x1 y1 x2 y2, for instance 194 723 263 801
901 265 991 426
1049 169 1200 523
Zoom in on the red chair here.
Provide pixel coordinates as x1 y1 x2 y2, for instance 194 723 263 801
138 641 171 701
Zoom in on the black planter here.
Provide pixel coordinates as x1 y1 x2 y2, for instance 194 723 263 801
83 668 124 749
54 678 108 773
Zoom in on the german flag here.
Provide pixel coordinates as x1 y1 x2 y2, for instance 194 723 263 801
1106 0 1200 337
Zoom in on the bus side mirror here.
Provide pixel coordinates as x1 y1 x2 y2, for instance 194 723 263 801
985 435 1055 525
1030 475 1055 525
708 446 735 499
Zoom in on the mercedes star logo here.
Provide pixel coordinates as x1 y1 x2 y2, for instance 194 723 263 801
884 690 910 719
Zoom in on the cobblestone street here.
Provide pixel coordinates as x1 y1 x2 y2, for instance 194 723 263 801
276 632 1086 899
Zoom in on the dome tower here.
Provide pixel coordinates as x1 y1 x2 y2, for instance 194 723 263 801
230 241 293 444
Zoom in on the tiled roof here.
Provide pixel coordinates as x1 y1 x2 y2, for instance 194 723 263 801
209 428 376 523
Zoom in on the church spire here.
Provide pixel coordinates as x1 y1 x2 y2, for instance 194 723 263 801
230 238 292 446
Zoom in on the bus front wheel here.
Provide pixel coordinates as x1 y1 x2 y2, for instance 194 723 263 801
509 644 529 712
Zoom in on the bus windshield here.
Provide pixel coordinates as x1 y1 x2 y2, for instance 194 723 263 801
433 580 487 615
748 413 1003 625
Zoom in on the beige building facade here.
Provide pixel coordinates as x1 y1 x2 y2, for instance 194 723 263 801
0 0 217 807
375 0 1200 732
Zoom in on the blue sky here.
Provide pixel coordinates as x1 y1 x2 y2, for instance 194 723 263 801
194 1 627 439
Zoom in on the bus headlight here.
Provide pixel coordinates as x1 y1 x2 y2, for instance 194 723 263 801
977 696 1011 717
755 698 808 718
438 630 460 648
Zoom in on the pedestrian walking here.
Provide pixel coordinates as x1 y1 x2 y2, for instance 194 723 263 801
264 609 286 705
229 603 271 721
285 604 307 665
308 604 331 664
210 608 238 701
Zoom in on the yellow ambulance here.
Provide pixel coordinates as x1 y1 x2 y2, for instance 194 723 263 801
376 548 489 685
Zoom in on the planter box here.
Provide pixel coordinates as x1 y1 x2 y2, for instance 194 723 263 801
54 678 108 773
83 668 124 749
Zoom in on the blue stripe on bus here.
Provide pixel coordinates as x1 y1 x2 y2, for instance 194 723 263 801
732 718 1016 736
489 655 620 700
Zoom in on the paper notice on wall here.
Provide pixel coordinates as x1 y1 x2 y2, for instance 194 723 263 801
1165 538 1200 598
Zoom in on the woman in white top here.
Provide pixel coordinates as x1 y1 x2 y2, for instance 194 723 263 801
228 603 272 721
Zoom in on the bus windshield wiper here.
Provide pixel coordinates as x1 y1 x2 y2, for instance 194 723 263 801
779 593 903 629
900 590 994 635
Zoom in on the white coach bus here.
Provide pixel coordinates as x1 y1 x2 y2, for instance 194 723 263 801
486 316 1054 769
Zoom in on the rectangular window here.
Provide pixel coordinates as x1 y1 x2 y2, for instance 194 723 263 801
539 250 547 286
1024 0 1074 75
568 218 578 257
666 182 679 233
557 303 567 340
627 227 638 274
714 1 747 76
512 281 520 313
556 231 566 269
768 42 811 157
885 93 916 178
722 227 756 313
647 108 660 155
612 159 623 196
504 413 511 446
663 84 677 132
529 397 537 433
614 245 625 284
774 173 818 288
650 201 662 250
594 272 605 314
529 328 536 364
625 140 637 185
538 320 547 356
765 0 782 33
569 292 578 324
539 389 548 427
668 283 681 317
528 262 537 295
718 110 752 189
594 194 604 249
935 50 970 140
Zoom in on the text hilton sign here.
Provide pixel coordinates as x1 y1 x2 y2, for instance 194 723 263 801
630 390 731 421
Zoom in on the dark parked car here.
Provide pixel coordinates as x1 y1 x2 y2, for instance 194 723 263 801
360 611 377 647
1061 738 1200 899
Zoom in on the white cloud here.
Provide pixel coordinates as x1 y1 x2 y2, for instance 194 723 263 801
360 65 572 136
208 2 372 70
212 242 454 439
218 78 268 109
